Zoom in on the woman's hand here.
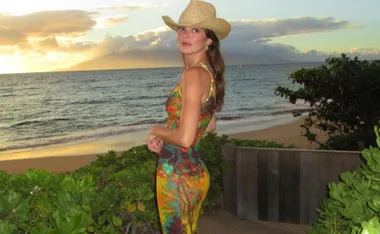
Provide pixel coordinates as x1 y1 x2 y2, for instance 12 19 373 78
146 132 163 154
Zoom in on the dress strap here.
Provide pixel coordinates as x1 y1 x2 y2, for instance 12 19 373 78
194 62 215 104
196 62 215 75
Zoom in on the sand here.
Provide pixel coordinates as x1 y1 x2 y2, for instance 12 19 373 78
0 118 318 233
0 118 327 174
228 118 328 149
0 130 148 161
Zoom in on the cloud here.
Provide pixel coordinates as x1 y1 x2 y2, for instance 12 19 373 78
0 10 97 46
101 15 129 27
84 17 380 63
26 37 97 53
349 47 380 55
89 16 370 62
233 16 356 38
94 0 173 11
220 16 357 51
91 28 175 57
96 6 140 11
36 37 59 50
0 29 25 46
0 14 378 73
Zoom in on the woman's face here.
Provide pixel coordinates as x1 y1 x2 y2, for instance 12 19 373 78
176 26 212 55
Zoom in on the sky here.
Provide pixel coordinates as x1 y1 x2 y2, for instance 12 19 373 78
0 0 379 74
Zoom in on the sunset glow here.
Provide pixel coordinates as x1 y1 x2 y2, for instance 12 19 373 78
0 0 379 74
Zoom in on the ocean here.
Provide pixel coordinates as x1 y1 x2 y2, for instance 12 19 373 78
0 62 320 154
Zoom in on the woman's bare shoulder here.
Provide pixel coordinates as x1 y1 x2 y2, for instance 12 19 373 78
181 66 210 85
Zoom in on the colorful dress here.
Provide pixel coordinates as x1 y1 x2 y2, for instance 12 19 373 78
156 62 217 234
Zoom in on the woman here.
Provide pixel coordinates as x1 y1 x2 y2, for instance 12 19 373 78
146 1 231 233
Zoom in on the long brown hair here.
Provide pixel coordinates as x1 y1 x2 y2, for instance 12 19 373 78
205 29 225 112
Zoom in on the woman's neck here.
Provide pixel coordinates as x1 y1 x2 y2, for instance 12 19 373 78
183 53 209 69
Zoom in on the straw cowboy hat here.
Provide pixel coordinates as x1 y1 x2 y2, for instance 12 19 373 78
162 0 231 40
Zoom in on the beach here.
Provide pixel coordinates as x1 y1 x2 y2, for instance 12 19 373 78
0 118 326 174
228 118 328 149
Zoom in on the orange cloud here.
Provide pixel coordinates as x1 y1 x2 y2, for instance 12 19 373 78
37 37 59 50
0 29 25 46
0 10 97 45
27 37 97 53
102 16 129 27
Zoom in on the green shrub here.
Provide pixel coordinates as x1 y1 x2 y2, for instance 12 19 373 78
228 138 295 148
198 133 230 212
275 54 380 151
0 133 291 233
323 131 377 151
308 125 380 234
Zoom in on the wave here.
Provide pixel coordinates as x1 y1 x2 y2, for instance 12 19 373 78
123 118 167 126
0 94 16 98
65 95 169 106
270 108 312 116
127 95 168 101
0 107 311 153
0 124 151 152
68 100 112 105
10 118 72 127
217 116 244 121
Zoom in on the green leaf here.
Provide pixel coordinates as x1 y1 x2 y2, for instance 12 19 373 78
98 213 107 225
375 126 380 148
112 215 123 227
371 149 380 163
0 190 28 220
363 149 375 164
137 201 146 211
341 171 354 185
30 222 53 234
354 180 373 197
339 200 374 224
86 226 95 232
127 202 136 213
368 195 380 212
0 220 17 234
363 171 380 181
362 216 380 234
49 211 86 234
39 193 53 215
328 183 344 202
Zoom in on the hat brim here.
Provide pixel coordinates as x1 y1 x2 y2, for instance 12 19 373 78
162 16 231 40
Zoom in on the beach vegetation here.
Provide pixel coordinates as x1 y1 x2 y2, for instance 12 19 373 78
0 134 292 233
275 54 380 150
308 125 380 234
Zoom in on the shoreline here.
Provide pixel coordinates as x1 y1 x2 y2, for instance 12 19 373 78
0 117 328 175
0 129 148 161
0 114 300 161
0 111 308 156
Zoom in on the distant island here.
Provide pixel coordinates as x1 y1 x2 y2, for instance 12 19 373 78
56 49 325 72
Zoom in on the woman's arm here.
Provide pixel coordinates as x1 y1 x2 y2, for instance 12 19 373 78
204 113 216 133
149 67 205 148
